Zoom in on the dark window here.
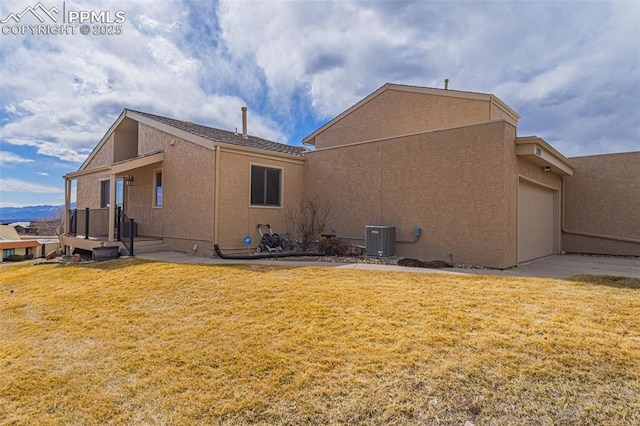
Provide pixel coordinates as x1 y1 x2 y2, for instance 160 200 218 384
100 179 124 208
100 180 109 208
154 170 163 207
251 165 281 206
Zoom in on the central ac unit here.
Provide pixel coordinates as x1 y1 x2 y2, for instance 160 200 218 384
365 226 396 257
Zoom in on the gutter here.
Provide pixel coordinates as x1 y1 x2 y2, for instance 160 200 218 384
561 177 640 244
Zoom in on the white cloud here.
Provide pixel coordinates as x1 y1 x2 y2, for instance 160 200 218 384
38 172 49 176
0 0 638 209
147 36 198 77
0 0 289 166
0 201 35 208
0 151 34 164
216 0 639 154
0 178 64 193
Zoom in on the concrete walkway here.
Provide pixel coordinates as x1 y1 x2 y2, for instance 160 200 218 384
135 251 639 279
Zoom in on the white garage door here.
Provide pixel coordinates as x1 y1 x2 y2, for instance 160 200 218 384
518 179 555 263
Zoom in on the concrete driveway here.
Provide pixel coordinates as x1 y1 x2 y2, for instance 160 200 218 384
449 254 640 279
136 251 639 279
497 254 639 279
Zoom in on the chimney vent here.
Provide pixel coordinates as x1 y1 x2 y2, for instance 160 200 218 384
241 106 248 139
444 79 449 90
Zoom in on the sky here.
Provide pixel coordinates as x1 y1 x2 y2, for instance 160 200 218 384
0 0 638 208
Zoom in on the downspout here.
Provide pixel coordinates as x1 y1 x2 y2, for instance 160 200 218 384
561 177 640 244
213 143 221 247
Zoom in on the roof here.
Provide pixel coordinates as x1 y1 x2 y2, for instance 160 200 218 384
302 82 520 145
0 239 41 249
128 110 306 157
9 222 30 228
77 108 306 172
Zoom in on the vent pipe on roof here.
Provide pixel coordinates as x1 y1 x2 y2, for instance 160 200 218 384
241 106 248 139
444 79 449 90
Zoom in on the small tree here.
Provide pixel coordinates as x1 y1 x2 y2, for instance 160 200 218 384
283 200 330 251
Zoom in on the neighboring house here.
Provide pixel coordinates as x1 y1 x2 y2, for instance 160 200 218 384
62 83 639 268
0 225 40 261
9 222 34 234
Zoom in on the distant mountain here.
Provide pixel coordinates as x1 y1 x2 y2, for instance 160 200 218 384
0 204 75 223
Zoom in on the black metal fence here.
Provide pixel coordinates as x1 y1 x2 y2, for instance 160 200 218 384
116 207 135 256
68 207 136 256
68 208 109 238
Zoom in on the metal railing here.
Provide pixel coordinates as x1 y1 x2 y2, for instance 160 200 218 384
68 208 109 238
68 207 136 256
116 206 135 256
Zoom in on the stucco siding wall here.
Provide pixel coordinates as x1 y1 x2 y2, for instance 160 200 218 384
216 149 305 251
113 118 138 163
124 163 164 237
490 103 518 127
85 134 114 169
517 158 562 190
563 152 640 256
314 89 492 149
132 125 215 252
305 121 516 268
76 173 108 209
501 124 519 266
138 123 168 155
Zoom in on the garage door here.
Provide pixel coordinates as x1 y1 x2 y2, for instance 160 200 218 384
518 179 555 263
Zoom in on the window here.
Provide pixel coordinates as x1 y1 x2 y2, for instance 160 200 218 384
3 249 15 260
100 178 124 208
154 169 163 207
251 165 281 207
100 180 109 208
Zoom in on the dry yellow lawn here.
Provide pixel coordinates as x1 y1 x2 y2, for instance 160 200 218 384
1 259 638 425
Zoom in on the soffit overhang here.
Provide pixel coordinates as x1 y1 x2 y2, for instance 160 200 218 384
516 136 575 176
64 150 164 179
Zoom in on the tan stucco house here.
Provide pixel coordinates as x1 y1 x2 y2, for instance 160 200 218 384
1 225 39 261
62 108 305 256
63 83 639 268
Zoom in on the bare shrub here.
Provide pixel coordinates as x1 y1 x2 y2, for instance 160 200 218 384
318 237 349 257
283 200 330 251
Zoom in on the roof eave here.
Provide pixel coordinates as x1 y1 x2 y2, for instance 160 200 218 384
77 109 128 171
516 136 575 176
213 142 306 164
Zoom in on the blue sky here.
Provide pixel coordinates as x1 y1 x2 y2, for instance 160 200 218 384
0 0 638 207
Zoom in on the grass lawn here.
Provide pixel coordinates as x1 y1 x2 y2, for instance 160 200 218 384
1 259 638 425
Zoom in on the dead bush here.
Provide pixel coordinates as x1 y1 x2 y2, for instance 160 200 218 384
283 200 330 251
318 237 349 257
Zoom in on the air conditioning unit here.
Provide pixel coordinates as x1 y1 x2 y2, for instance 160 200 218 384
365 226 396 257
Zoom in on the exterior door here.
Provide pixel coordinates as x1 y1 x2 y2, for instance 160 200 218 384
518 179 555 263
